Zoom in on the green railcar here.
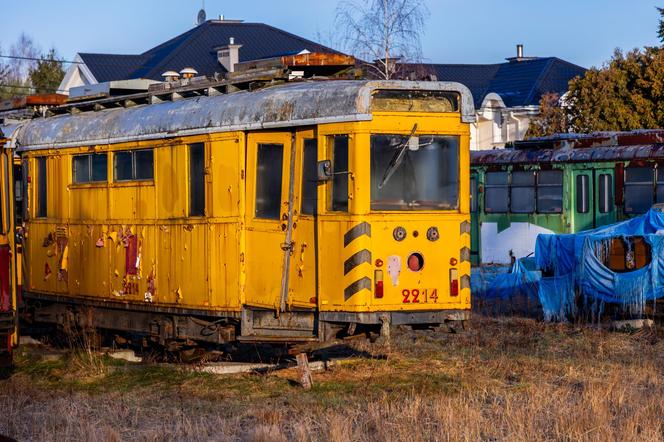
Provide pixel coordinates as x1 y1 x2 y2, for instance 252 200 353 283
470 130 664 266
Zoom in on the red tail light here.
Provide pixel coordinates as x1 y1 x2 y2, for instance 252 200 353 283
374 270 384 298
450 268 459 297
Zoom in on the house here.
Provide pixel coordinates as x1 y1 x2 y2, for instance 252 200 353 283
59 17 342 93
424 45 586 150
59 16 585 150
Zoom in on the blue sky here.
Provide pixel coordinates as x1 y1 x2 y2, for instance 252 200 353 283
0 0 661 69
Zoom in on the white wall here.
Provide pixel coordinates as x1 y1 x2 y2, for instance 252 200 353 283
58 55 97 95
471 94 540 150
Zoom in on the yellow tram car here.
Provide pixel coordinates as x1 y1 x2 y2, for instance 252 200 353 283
14 80 474 345
0 126 18 367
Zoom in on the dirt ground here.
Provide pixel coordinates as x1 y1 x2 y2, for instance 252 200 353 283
1 316 663 442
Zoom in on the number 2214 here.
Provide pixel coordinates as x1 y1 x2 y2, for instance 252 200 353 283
402 288 438 303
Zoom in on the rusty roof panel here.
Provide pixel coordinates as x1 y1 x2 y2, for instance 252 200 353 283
512 129 664 150
472 142 664 166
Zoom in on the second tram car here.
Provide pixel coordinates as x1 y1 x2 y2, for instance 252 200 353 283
471 130 664 266
12 80 474 346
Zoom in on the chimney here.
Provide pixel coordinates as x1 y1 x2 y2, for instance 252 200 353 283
179 67 198 79
506 43 537 63
161 70 180 82
216 37 243 73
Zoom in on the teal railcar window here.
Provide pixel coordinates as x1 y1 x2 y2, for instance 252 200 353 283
537 170 563 213
485 171 508 213
624 167 653 214
656 169 664 204
470 176 477 213
510 171 535 213
598 174 613 214
576 174 590 214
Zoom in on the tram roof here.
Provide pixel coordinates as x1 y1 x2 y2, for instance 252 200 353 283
472 130 664 166
13 80 475 151
0 124 21 148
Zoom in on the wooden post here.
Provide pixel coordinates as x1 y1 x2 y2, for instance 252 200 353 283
296 353 313 390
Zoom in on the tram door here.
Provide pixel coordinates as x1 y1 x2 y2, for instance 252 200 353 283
470 174 480 266
0 147 16 368
594 168 616 228
244 131 317 310
572 169 595 231
286 129 318 309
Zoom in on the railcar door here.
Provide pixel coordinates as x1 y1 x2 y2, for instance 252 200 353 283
244 131 318 311
594 168 616 228
245 132 293 309
0 147 16 368
572 169 595 231
286 129 318 308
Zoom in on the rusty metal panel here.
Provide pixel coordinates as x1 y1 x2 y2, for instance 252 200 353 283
16 80 475 151
472 142 664 166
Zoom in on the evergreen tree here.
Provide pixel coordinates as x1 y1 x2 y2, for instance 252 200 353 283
29 48 65 94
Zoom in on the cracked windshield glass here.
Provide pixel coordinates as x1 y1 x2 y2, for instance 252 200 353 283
370 134 459 210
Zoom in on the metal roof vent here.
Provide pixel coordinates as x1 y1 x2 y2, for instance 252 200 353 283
506 44 538 63
179 67 199 79
161 70 181 82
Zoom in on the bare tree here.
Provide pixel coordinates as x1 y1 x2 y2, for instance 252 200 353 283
0 43 8 83
335 0 429 79
0 33 41 99
9 32 39 83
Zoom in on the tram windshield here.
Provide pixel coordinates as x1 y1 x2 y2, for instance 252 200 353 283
370 134 459 211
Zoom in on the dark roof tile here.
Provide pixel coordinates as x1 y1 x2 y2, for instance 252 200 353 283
78 53 149 83
81 21 341 82
425 57 585 108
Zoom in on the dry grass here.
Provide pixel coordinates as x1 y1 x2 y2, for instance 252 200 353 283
1 316 663 441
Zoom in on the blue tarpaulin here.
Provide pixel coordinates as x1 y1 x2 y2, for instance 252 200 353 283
471 258 541 316
536 208 664 321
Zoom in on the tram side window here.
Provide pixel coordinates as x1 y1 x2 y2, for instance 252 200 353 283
255 143 283 220
73 153 108 183
598 173 613 214
576 174 589 213
656 169 664 204
484 171 508 213
537 170 563 213
301 139 318 216
624 167 653 214
189 143 205 216
330 135 349 212
114 149 154 182
470 176 477 213
510 171 536 213
36 157 47 218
